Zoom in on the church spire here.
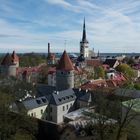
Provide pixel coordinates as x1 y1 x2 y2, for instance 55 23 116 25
82 17 88 43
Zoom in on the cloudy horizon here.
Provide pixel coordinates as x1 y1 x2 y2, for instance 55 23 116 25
0 0 140 53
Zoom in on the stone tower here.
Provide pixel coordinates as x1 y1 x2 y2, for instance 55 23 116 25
47 43 55 65
0 51 19 77
80 18 89 58
56 50 74 91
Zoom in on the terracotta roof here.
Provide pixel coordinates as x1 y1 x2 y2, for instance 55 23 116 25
57 50 74 71
11 51 19 62
80 76 127 90
17 63 47 75
1 53 12 65
81 79 107 90
86 59 101 66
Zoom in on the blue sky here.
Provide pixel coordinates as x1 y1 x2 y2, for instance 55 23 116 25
0 0 140 53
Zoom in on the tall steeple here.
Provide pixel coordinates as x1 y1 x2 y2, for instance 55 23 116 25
80 18 89 58
82 17 88 43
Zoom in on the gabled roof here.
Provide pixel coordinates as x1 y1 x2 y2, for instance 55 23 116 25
57 50 74 71
1 53 12 65
22 96 48 110
103 59 118 68
50 89 76 105
11 51 19 62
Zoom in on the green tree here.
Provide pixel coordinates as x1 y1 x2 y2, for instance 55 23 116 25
134 83 140 90
94 66 105 79
87 90 140 140
116 64 135 79
19 53 46 67
0 92 38 140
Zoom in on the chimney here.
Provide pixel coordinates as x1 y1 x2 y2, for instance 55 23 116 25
48 43 50 54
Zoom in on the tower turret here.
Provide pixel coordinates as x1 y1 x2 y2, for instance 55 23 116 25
56 50 74 91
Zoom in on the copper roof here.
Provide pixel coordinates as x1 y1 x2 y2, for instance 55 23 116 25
11 51 19 62
57 50 74 71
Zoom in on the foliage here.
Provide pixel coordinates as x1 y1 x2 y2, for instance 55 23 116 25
0 78 36 100
94 66 105 79
116 64 135 79
0 89 38 140
19 53 46 67
121 81 140 90
134 83 140 90
89 91 140 140
121 81 134 89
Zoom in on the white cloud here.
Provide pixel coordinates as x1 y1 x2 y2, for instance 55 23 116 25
0 0 140 53
46 0 71 8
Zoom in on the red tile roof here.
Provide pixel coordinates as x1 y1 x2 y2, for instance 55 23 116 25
81 79 107 90
57 50 74 71
86 59 101 66
17 64 47 75
80 75 127 90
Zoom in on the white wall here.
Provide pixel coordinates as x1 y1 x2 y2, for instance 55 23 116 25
50 100 75 123
28 105 48 119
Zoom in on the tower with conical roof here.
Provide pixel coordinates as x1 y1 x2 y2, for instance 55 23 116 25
56 50 74 91
0 51 19 76
80 18 89 58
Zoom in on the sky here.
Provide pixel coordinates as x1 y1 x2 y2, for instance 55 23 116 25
0 0 140 53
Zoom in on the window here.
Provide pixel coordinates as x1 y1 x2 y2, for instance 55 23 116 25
63 106 65 111
50 107 52 112
41 109 43 114
31 113 33 117
67 105 69 110
70 103 73 107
